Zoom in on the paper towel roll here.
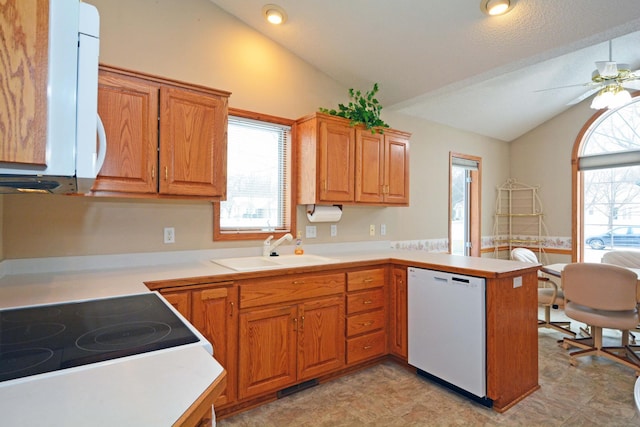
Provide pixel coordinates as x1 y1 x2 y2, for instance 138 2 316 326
306 205 342 222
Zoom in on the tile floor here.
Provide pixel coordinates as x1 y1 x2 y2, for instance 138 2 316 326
218 318 640 426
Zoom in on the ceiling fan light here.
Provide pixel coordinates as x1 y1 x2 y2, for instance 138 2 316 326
610 88 632 109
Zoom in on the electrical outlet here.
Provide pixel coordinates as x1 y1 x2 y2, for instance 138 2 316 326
369 224 376 236
164 227 175 244
330 224 337 237
380 224 386 236
306 225 317 238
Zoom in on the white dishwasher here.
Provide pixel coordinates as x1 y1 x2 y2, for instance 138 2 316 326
407 267 490 406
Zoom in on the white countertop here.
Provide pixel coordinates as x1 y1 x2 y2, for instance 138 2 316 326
0 243 536 426
0 245 537 310
0 346 222 427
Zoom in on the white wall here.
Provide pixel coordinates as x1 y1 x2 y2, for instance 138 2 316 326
1 0 510 259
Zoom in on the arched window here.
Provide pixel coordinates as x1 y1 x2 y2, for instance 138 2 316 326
573 96 640 261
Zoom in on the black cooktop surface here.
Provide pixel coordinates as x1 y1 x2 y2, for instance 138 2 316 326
0 293 199 383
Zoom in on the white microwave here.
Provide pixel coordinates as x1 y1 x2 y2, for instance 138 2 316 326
0 0 105 194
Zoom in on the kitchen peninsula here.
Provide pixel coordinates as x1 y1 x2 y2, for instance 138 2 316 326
0 247 540 422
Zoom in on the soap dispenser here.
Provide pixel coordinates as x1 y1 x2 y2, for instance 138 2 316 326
294 231 304 255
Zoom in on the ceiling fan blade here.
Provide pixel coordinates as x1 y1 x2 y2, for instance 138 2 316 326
567 87 601 105
534 82 593 93
622 80 640 91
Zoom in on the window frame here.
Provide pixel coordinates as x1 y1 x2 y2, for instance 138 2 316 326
213 108 297 241
572 94 640 261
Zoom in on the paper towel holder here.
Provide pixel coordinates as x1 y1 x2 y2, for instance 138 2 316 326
306 204 342 222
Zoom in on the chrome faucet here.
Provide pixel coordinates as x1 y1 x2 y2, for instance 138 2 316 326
263 233 293 257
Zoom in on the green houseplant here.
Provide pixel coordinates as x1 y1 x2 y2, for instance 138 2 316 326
319 83 389 133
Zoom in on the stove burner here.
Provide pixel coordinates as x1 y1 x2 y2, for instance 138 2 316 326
75 298 152 319
0 348 54 377
2 307 62 323
76 321 172 352
0 293 201 383
2 323 66 346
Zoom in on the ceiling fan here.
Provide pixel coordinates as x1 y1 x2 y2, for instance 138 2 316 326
543 41 640 109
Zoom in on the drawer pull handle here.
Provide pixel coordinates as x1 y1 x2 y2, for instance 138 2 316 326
292 280 306 285
301 315 305 329
363 345 372 350
293 317 298 331
230 301 234 317
362 300 373 304
363 278 374 283
361 321 373 326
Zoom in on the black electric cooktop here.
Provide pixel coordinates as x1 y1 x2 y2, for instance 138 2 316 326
0 293 200 383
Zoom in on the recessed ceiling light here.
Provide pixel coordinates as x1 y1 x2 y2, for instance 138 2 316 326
262 4 287 25
480 0 517 16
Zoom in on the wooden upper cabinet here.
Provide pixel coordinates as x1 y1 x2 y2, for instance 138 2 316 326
94 70 159 194
0 0 49 167
355 130 384 203
383 130 410 205
355 128 410 205
159 87 227 197
297 112 410 206
297 113 355 204
92 65 230 199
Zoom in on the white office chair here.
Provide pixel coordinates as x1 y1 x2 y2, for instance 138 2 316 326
510 248 575 336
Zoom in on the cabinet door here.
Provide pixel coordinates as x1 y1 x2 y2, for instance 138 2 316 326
161 290 191 319
383 133 410 204
238 305 297 399
389 267 408 359
159 87 227 197
297 296 345 380
192 286 238 408
355 129 385 203
93 70 159 193
318 120 355 202
0 0 48 167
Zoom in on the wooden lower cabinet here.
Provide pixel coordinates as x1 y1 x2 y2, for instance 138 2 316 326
389 266 408 359
345 267 387 365
238 295 345 400
237 272 346 400
192 285 238 408
159 282 237 411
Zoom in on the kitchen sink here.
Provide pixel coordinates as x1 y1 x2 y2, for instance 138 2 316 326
211 254 336 271
268 254 335 266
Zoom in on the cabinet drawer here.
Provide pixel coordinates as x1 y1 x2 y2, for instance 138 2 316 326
240 273 345 308
347 268 385 292
346 288 385 314
346 330 386 364
346 309 385 337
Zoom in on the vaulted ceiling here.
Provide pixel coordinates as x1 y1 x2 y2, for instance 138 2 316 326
209 0 640 141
